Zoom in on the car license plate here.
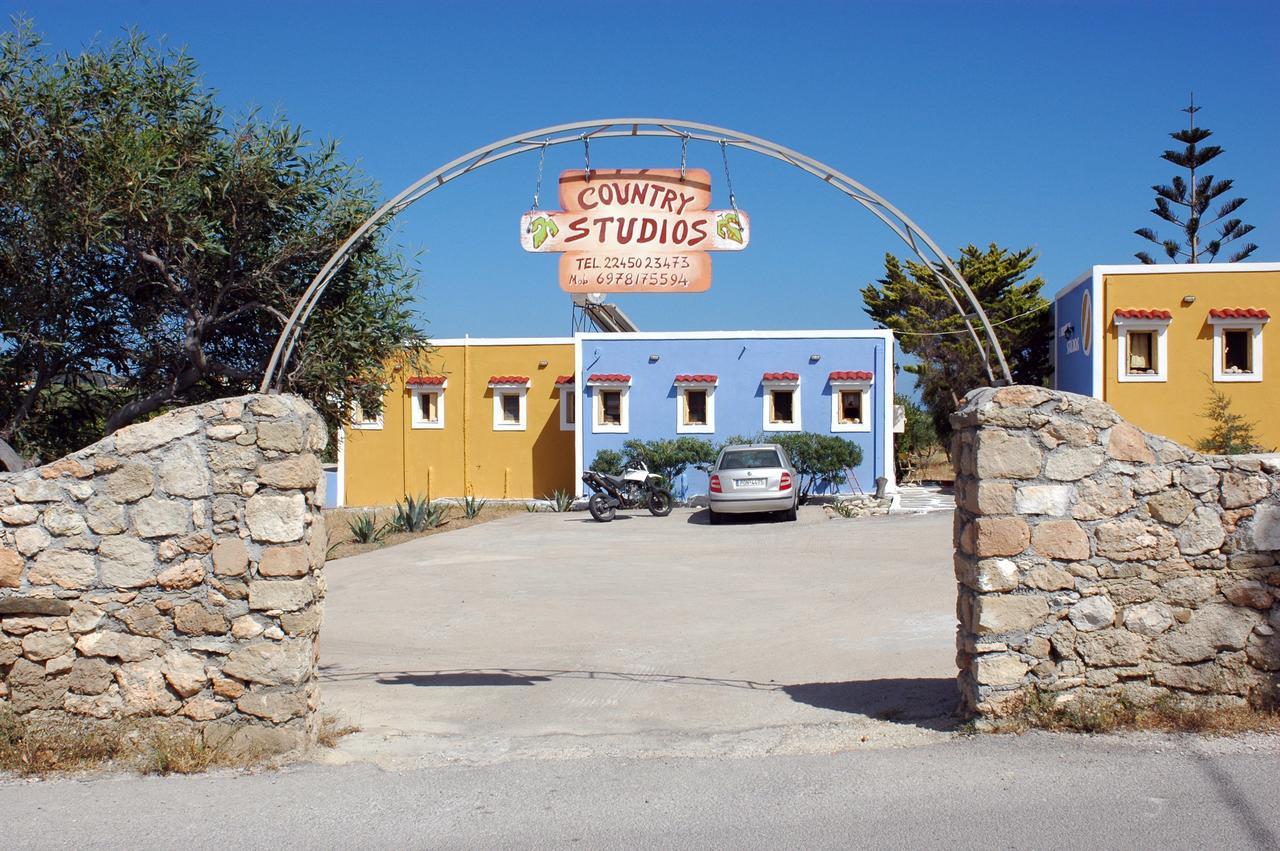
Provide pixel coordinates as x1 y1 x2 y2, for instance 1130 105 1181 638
735 478 766 489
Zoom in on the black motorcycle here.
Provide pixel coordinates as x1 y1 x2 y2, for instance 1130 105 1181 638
581 461 674 522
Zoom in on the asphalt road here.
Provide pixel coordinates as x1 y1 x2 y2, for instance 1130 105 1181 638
5 732 1279 849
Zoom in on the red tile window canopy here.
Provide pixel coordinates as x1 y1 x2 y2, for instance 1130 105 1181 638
406 375 447 386
488 375 530 386
1208 308 1270 321
673 374 718 384
554 375 575 386
1113 308 1173 321
828 370 874 382
762 371 800 382
587 373 631 384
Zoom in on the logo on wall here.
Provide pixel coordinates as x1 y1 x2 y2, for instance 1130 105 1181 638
520 169 750 293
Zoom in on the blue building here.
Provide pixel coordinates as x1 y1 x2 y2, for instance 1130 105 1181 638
574 330 896 500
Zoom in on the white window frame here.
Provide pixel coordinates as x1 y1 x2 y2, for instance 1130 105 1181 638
674 380 716 434
491 382 528 431
1209 315 1266 383
558 384 576 431
762 378 802 432
350 401 384 430
830 380 872 433
1114 316 1171 383
589 379 631 434
409 382 446 429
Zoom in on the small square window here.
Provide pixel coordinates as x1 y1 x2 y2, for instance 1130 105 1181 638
770 389 794 424
840 390 863 424
1223 329 1252 374
685 390 707 425
410 389 444 429
600 390 622 425
351 401 383 430
500 393 521 423
559 388 576 431
1127 331 1156 375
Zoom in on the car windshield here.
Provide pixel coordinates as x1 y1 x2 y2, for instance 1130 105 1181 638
718 449 783 470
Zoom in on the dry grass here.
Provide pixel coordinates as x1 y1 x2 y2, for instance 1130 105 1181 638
315 713 360 748
1001 689 1280 736
325 502 532 561
0 710 272 777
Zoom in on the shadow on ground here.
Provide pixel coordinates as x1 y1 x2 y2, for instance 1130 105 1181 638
375 672 552 687
784 678 960 731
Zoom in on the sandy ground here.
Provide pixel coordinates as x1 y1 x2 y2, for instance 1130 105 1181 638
317 506 959 768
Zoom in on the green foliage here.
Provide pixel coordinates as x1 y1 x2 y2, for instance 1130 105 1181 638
588 449 625 477
546 489 576 513
1135 99 1257 264
893 394 939 482
524 501 543 513
390 494 448 533
862 243 1052 442
1196 386 1264 455
621 437 718 486
0 20 429 459
462 495 487 520
347 513 388 545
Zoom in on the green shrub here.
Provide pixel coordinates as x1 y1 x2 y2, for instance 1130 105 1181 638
546 489 575 512
621 436 718 485
390 494 448 532
462 495 487 519
589 449 625 476
347 513 388 544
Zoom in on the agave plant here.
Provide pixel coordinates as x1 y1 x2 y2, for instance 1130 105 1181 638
462 495 487 519
347 513 388 544
524 501 543 513
546 489 576 513
390 494 433 533
424 500 451 529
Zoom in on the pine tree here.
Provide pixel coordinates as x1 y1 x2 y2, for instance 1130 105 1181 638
1135 96 1258 264
1195 386 1263 455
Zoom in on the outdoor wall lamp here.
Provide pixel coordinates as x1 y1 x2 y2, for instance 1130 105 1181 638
1182 295 1196 305
810 354 821 362
538 360 549 368
649 354 660 363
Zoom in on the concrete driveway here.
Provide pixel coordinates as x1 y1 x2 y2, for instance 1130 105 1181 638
318 506 958 767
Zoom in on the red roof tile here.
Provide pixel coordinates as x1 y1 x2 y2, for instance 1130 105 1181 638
1209 307 1270 320
1113 308 1173 321
554 375 574 385
488 375 529 385
406 375 446 386
674 374 718 383
762 371 800 382
828 370 874 382
587 373 631 383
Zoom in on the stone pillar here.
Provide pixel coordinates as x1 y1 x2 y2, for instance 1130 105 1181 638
952 386 1280 720
0 394 327 751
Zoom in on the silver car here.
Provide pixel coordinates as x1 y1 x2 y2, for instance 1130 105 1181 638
707 443 799 523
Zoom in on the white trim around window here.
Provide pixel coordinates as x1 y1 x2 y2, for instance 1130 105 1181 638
588 380 630 434
830 380 872 433
1209 316 1266 383
409 383 446 429
674 380 716 434
350 401 384 430
762 378 802 432
492 384 528 431
1114 317 1171 383
558 385 576 431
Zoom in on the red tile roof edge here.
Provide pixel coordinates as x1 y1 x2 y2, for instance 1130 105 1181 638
828 370 874 382
554 375 575 385
762 371 800 381
406 375 447 386
1113 308 1173 320
673 374 718 383
1209 307 1270 320
587 373 631 383
487 375 530 385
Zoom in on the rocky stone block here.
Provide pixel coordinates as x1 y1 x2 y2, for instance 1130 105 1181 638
248 578 315 612
1068 596 1115 632
29 549 96 589
1106 422 1155 463
1031 519 1090 560
975 430 1043 479
1044 446 1104 481
1096 519 1177 561
1123 601 1174 636
103 464 155 503
256 421 305 453
258 546 310 578
1152 605 1261 664
76 630 164 662
158 442 211 498
245 493 307 543
173 602 230 636
99 536 158 588
133 497 191 538
112 409 201 454
1075 629 1147 667
975 594 1049 634
970 517 1030 558
222 639 312 686
1015 485 1073 516
255 454 322 490
0 546 21 588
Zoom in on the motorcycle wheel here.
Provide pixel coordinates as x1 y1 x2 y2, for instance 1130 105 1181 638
588 493 616 522
648 489 673 517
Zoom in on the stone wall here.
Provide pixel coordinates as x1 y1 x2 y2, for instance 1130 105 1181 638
953 386 1279 718
0 394 327 750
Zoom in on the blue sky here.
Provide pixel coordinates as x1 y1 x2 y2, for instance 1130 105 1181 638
10 1 1280 352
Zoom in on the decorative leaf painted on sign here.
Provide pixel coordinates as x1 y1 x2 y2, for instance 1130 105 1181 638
716 212 744 244
527 215 559 249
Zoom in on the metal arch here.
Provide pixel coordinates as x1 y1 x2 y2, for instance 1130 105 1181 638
261 118 1013 392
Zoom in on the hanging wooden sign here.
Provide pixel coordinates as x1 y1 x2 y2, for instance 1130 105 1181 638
520 168 749 293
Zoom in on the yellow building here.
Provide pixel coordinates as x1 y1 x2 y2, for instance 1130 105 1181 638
1053 263 1280 449
339 338 576 506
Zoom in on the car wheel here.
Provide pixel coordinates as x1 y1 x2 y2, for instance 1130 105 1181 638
785 501 798 522
708 509 722 525
588 493 616 522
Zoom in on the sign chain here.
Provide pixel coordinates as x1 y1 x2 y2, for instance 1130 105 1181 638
582 134 590 181
719 140 738 210
531 139 548 211
679 133 689 182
